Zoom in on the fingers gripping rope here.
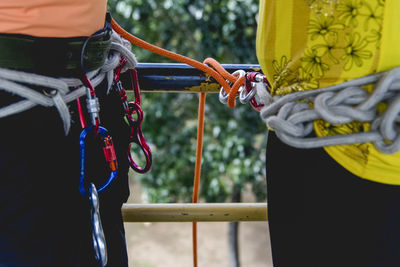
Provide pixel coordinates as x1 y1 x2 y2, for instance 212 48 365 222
258 67 400 154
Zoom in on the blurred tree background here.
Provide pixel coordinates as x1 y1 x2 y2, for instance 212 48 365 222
107 1 267 266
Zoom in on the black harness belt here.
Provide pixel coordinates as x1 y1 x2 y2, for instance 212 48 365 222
0 32 111 77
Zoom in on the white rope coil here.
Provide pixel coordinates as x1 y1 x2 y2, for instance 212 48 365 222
0 31 137 134
258 67 400 154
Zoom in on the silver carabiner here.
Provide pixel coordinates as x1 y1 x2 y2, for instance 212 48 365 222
219 70 246 105
89 183 108 267
219 87 229 104
239 82 257 104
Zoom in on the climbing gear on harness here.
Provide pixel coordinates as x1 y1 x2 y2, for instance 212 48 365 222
79 125 118 196
244 72 269 111
126 68 152 173
257 67 400 154
82 75 101 132
0 30 137 134
114 59 152 173
219 70 245 105
78 20 114 132
217 69 268 111
103 135 118 172
89 183 108 267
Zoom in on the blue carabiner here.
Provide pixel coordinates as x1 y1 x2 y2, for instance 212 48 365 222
79 125 118 196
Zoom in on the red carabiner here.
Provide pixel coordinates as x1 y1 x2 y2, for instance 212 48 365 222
245 72 270 112
126 101 152 173
114 59 152 174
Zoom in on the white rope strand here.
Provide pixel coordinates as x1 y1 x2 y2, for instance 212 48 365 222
0 30 137 134
257 66 400 154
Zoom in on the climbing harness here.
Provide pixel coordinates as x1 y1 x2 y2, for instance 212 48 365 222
89 183 108 267
0 13 143 266
0 30 136 134
113 59 152 173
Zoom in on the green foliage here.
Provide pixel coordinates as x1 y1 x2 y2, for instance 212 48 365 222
108 0 267 203
108 0 259 64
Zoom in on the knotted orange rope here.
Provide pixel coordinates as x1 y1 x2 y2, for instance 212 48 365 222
111 18 244 266
111 18 245 108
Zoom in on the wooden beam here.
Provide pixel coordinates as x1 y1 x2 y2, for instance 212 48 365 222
122 203 268 222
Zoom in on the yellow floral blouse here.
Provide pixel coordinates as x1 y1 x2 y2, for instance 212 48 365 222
256 0 400 184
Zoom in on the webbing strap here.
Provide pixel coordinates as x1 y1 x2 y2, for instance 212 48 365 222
0 34 111 76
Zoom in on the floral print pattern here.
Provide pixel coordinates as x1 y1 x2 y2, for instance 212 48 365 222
336 0 363 27
270 0 385 162
308 15 344 40
341 32 372 70
301 48 330 77
271 0 383 96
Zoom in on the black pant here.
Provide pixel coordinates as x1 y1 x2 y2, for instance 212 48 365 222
266 132 400 267
0 82 130 266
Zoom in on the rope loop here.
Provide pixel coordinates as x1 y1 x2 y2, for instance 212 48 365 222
258 66 400 154
218 70 245 104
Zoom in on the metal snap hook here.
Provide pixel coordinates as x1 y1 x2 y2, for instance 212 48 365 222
89 183 108 267
219 87 229 104
239 82 257 104
219 70 246 105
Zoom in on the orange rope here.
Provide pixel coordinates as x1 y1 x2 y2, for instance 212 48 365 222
192 92 206 267
110 18 242 267
111 18 245 108
201 58 245 107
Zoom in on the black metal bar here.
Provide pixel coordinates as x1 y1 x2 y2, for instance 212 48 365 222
120 63 262 93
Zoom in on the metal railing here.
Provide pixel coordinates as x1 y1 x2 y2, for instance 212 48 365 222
122 63 262 93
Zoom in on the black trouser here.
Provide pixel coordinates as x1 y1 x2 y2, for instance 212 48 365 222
0 81 130 266
266 132 400 267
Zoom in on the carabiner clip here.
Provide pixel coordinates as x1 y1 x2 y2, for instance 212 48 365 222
113 60 152 174
89 183 108 267
245 72 269 112
79 125 118 196
126 102 152 174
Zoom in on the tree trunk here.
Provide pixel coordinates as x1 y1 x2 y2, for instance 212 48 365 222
228 184 241 267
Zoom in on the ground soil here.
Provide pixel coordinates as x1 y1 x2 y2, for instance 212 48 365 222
124 173 273 267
